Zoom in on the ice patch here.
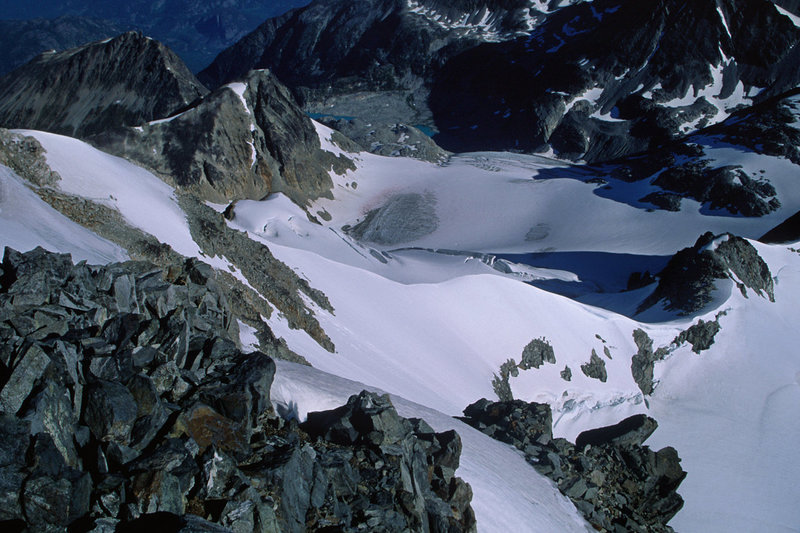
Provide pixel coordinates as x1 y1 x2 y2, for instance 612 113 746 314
226 82 250 114
775 4 800 28
700 234 730 253
238 320 259 352
349 192 439 245
716 6 731 38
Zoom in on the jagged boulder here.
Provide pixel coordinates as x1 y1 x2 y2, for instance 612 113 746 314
575 414 658 449
0 31 207 138
459 398 553 451
302 391 477 533
580 350 607 382
519 337 557 370
461 398 685 532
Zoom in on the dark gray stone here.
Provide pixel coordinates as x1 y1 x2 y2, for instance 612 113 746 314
639 232 775 314
580 350 608 382
0 415 30 467
461 397 684 532
23 384 79 469
130 471 185 515
519 337 557 369
631 329 657 396
673 317 723 354
576 414 659 450
0 343 50 414
84 380 138 445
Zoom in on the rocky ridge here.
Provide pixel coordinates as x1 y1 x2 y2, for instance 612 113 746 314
459 399 685 533
0 0 313 73
1 32 353 206
91 68 355 205
431 0 800 158
0 31 208 138
319 117 450 163
198 0 565 129
0 129 335 359
0 247 476 532
572 91 800 217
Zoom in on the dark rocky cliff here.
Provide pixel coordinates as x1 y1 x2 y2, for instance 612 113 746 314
200 0 800 161
430 0 800 158
460 399 685 532
0 31 208 138
198 0 554 128
91 68 355 205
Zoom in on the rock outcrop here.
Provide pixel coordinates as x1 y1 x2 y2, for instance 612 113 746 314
0 130 336 357
0 247 476 532
638 232 775 314
460 399 685 533
760 209 800 244
0 31 208 138
320 117 450 163
91 68 354 205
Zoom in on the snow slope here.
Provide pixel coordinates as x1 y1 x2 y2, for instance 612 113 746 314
18 130 203 258
0 164 127 263
4 123 800 532
645 242 800 533
225 122 800 532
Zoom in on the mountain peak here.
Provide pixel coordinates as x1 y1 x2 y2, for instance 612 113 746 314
0 31 208 138
90 67 355 205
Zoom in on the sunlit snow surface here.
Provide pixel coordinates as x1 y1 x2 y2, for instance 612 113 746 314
231 122 800 532
0 165 128 263
2 122 799 531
